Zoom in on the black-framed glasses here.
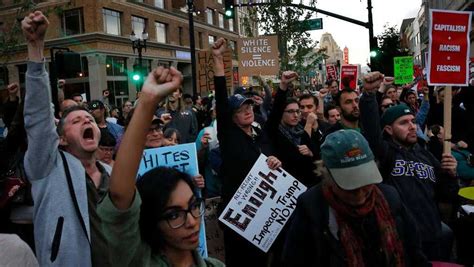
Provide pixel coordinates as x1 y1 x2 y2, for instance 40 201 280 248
160 198 205 229
284 109 301 115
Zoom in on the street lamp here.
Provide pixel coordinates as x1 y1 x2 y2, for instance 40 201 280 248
130 30 148 91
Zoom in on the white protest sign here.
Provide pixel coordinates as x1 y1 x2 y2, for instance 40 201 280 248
218 154 307 252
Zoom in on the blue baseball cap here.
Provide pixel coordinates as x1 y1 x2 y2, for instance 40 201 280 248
321 129 382 190
228 94 254 113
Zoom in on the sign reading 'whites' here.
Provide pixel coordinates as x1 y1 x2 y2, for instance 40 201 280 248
428 9 472 86
238 36 279 76
394 56 414 85
219 154 307 252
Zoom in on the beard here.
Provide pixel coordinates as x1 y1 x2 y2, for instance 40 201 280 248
342 109 359 122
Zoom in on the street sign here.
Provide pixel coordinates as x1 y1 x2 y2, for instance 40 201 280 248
301 18 323 31
427 9 472 86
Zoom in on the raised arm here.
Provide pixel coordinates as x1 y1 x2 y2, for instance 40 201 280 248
21 12 61 180
109 67 182 210
265 71 297 132
212 38 232 139
359 72 388 159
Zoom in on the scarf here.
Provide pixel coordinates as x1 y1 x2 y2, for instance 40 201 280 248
322 182 405 267
278 123 304 147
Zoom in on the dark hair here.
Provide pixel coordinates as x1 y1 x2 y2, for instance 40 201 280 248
70 93 83 99
324 103 338 119
326 79 338 87
299 93 319 107
99 131 116 147
182 93 193 101
430 124 441 136
284 97 299 108
57 105 90 136
163 128 181 144
136 167 197 253
334 88 356 107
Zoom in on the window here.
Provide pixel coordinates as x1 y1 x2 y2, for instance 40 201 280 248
228 18 234 32
218 13 224 28
208 35 216 46
178 27 183 46
217 0 222 3
132 16 146 39
103 9 121 35
0 66 8 87
155 22 167 43
61 9 84 36
154 0 164 8
207 9 213 24
229 40 237 57
107 80 129 107
198 32 203 49
106 56 127 76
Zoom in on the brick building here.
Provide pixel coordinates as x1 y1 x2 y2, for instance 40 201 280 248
0 0 243 107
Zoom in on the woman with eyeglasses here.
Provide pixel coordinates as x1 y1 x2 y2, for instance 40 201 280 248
265 71 319 188
97 66 223 266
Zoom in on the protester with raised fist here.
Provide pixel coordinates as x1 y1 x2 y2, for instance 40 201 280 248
22 11 113 266
212 37 282 267
97 65 223 266
265 71 320 187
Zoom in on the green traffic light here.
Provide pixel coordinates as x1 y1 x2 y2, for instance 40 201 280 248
370 51 377 58
225 9 233 17
132 74 141 81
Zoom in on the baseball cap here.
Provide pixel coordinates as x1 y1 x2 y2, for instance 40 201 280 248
381 103 414 127
321 129 382 190
228 94 254 113
88 100 104 110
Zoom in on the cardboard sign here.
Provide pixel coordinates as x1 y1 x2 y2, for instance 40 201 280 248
138 143 208 258
197 50 232 95
204 197 225 262
218 154 307 252
428 9 472 86
326 64 338 81
394 56 414 85
238 36 279 76
339 64 358 90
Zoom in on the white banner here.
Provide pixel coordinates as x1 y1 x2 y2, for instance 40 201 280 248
218 154 307 252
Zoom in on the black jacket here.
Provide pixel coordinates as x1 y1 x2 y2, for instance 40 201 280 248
359 92 459 243
282 184 429 267
265 88 319 187
214 76 273 202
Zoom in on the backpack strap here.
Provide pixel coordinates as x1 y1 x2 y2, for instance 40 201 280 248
59 150 91 246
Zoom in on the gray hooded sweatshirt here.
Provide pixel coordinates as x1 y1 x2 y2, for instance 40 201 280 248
24 62 111 266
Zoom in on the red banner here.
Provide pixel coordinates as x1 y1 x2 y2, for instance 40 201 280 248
428 9 472 86
339 64 358 90
326 64 337 81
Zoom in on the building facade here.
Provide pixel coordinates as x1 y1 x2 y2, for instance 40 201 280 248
318 32 343 65
0 0 242 107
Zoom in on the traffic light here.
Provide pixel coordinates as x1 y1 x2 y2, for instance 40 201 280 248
224 0 234 19
132 64 144 82
132 64 145 91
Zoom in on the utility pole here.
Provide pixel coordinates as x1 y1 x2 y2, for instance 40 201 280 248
187 0 198 97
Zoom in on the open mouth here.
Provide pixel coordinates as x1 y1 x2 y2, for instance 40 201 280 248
83 128 94 140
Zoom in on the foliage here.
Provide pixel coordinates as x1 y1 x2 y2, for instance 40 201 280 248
371 24 410 76
249 0 324 73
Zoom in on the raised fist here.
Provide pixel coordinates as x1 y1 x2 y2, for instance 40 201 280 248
21 11 49 44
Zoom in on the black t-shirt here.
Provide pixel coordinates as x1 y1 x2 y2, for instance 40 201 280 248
86 162 112 267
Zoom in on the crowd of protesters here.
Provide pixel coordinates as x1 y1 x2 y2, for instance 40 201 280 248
1 11 474 267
